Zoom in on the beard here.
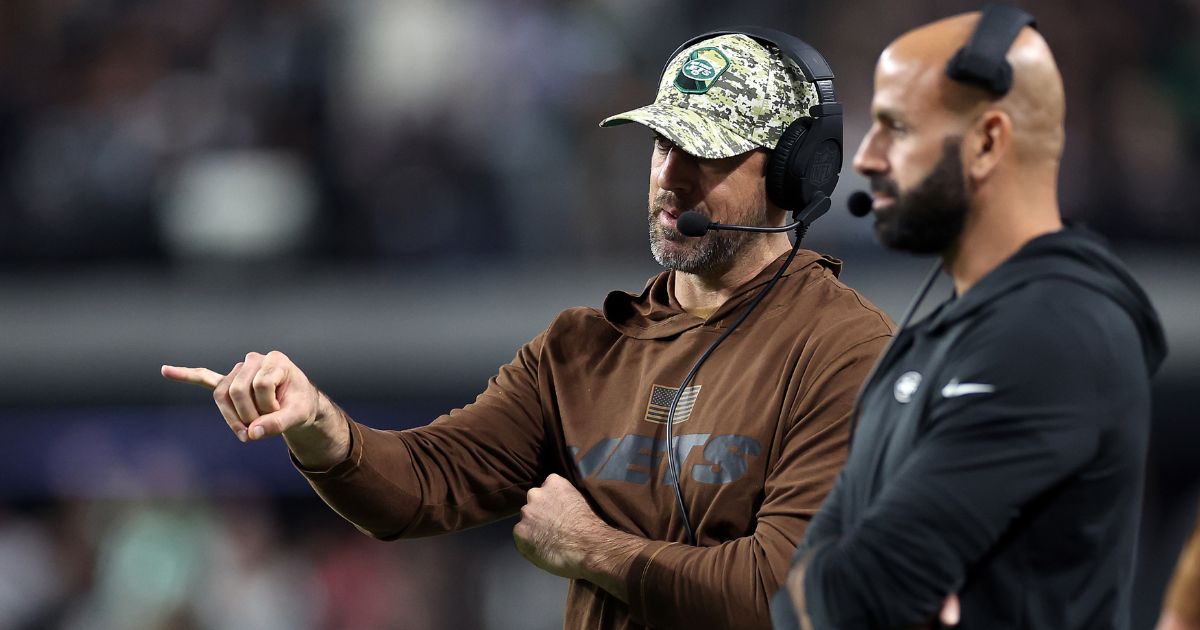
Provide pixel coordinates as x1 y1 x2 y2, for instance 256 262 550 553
648 191 765 275
871 137 969 255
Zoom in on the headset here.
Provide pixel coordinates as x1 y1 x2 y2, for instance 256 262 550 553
945 4 1036 96
663 27 844 213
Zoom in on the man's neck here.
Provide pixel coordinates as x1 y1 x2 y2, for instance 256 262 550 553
945 193 1062 296
673 236 792 318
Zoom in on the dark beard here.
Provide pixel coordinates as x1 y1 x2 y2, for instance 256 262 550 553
648 194 759 275
872 137 969 255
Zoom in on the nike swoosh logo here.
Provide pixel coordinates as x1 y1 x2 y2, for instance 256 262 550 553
941 379 996 398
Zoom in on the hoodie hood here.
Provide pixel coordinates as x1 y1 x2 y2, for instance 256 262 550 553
602 249 841 340
927 228 1168 375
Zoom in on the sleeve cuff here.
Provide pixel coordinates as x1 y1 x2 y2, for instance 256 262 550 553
287 418 424 540
623 540 678 624
290 416 364 480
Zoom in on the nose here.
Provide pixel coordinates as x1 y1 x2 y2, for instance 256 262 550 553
655 145 698 196
852 125 888 177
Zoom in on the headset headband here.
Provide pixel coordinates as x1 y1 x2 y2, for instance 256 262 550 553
945 4 1036 96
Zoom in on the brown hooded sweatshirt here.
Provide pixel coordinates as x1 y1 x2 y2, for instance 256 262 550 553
296 249 893 629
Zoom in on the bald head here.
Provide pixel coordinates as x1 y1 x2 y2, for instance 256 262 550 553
882 12 1065 165
853 10 1068 288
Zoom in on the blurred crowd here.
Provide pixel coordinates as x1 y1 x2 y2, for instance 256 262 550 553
0 0 668 265
0 1 1197 628
0 496 572 630
0 0 1197 269
0 403 577 630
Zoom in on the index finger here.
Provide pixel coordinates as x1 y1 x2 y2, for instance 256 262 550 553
161 365 224 390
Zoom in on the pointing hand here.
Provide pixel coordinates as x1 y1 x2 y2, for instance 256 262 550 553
161 350 320 444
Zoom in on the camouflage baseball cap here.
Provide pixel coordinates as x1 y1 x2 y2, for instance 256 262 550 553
600 33 819 159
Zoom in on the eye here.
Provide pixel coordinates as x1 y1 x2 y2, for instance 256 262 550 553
884 118 908 135
653 133 676 153
872 112 909 137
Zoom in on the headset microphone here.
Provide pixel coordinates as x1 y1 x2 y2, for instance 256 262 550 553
847 190 873 217
676 192 832 237
677 211 716 237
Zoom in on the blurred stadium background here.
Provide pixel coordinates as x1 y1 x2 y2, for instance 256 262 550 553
0 0 1196 628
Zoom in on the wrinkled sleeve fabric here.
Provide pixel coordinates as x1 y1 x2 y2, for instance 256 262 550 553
294 332 549 539
790 307 1107 628
622 333 889 630
771 469 847 629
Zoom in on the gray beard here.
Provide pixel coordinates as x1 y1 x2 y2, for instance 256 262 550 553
648 213 747 275
648 186 768 271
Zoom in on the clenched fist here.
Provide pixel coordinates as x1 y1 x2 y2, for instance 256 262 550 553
512 474 643 599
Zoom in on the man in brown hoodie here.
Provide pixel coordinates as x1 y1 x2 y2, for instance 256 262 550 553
163 31 892 629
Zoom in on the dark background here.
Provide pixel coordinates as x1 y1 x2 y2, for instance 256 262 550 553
0 0 1196 628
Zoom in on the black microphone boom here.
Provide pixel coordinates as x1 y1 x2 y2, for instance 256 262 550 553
676 192 831 237
847 190 873 217
678 215 802 236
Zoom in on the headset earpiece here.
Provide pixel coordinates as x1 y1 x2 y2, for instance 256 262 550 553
766 117 811 209
945 4 1036 96
767 103 843 210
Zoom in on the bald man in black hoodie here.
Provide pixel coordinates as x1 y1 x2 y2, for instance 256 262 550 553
773 8 1168 629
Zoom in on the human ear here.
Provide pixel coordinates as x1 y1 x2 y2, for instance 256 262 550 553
965 110 1011 182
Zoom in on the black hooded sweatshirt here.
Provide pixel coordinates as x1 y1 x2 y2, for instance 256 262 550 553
771 228 1168 629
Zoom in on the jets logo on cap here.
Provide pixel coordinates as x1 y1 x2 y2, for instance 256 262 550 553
674 47 731 94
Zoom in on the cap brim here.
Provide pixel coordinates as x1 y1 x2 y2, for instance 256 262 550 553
599 102 759 159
